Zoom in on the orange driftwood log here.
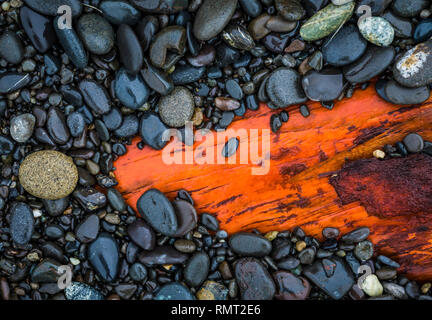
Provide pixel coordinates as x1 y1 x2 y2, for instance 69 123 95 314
114 85 432 280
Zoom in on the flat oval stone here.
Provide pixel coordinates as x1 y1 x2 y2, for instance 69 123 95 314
226 79 244 100
23 0 82 17
248 14 271 40
138 245 187 265
114 68 149 110
155 282 194 300
75 214 100 243
79 79 111 115
265 16 297 33
88 233 119 282
300 2 355 41
20 6 56 53
275 0 306 22
139 112 169 150
358 16 394 47
100 0 142 25
391 0 429 18
323 24 367 67
273 271 311 300
341 227 370 243
173 200 198 237
127 219 155 250
47 106 70 145
10 113 36 143
158 86 194 128
10 202 34 246
117 24 143 75
393 40 432 88
76 14 115 55
136 189 178 236
302 68 345 101
0 73 31 94
65 282 104 300
19 150 78 200
382 10 414 39
193 0 238 41
150 26 186 69
235 257 276 300
414 18 432 43
141 60 174 95
135 15 159 52
171 64 205 85
0 30 24 65
403 133 424 153
184 252 210 287
42 197 69 217
230 233 272 257
239 0 262 18
266 67 307 108
54 17 88 69
67 112 85 137
343 45 395 84
384 80 430 105
129 0 188 14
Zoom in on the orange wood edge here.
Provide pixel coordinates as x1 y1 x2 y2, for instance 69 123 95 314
114 85 432 280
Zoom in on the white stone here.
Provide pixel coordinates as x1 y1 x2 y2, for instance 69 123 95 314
361 274 383 297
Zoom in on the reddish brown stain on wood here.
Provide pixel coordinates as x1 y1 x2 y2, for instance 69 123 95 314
114 84 432 280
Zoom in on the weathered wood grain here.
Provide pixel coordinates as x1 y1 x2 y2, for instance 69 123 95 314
114 85 432 280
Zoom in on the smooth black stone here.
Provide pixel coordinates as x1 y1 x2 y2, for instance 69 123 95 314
113 143 127 156
235 257 276 300
129 0 188 14
54 17 88 69
129 263 147 281
277 257 300 270
100 0 142 25
222 137 239 157
136 189 178 236
218 111 235 129
344 46 395 84
76 13 115 55
246 95 260 111
0 31 24 65
235 102 246 117
79 79 111 115
384 80 430 105
377 255 401 268
103 108 123 131
20 6 56 53
107 188 126 212
88 233 119 282
139 112 169 150
186 21 199 57
391 0 429 17
266 67 307 108
341 227 370 244
0 135 15 155
226 79 244 100
303 0 328 16
323 24 367 67
396 141 409 156
138 246 188 266
184 252 210 287
200 213 219 231
117 24 143 75
31 259 62 283
47 106 70 145
42 197 69 217
229 233 272 257
60 85 83 107
114 68 149 110
135 16 159 52
0 73 31 94
40 242 67 263
77 167 96 186
155 282 194 300
263 34 290 54
141 60 174 95
44 54 60 75
375 79 392 102
67 112 85 138
171 64 205 85
304 257 355 300
173 200 197 237
382 10 414 38
114 115 139 138
45 225 64 239
272 240 292 260
23 0 82 16
215 43 241 68
403 133 424 153
75 214 99 243
73 187 107 212
127 219 155 250
239 0 262 17
414 18 432 42
10 202 34 246
302 68 345 102
34 128 56 146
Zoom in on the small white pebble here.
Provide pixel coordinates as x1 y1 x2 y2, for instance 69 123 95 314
70 258 80 265
1 2 11 11
32 209 42 218
373 149 386 159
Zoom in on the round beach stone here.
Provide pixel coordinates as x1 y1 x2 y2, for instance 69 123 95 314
158 86 194 128
403 133 425 153
76 13 115 55
0 30 24 65
384 80 430 105
19 150 78 200
10 113 36 143
361 274 383 297
266 67 307 108
358 16 394 47
302 68 345 101
193 0 238 41
391 0 429 18
323 24 367 67
100 0 142 25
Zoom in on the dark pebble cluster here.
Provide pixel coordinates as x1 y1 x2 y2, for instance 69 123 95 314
0 0 431 301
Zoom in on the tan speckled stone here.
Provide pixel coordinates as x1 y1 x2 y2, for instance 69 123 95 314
19 150 78 200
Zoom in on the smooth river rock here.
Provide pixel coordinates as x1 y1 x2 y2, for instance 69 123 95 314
100 0 142 25
302 68 345 101
79 79 111 115
20 6 56 53
266 67 307 108
0 31 24 65
88 233 119 282
114 68 149 110
384 80 430 105
10 202 34 246
76 14 115 55
229 233 272 257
